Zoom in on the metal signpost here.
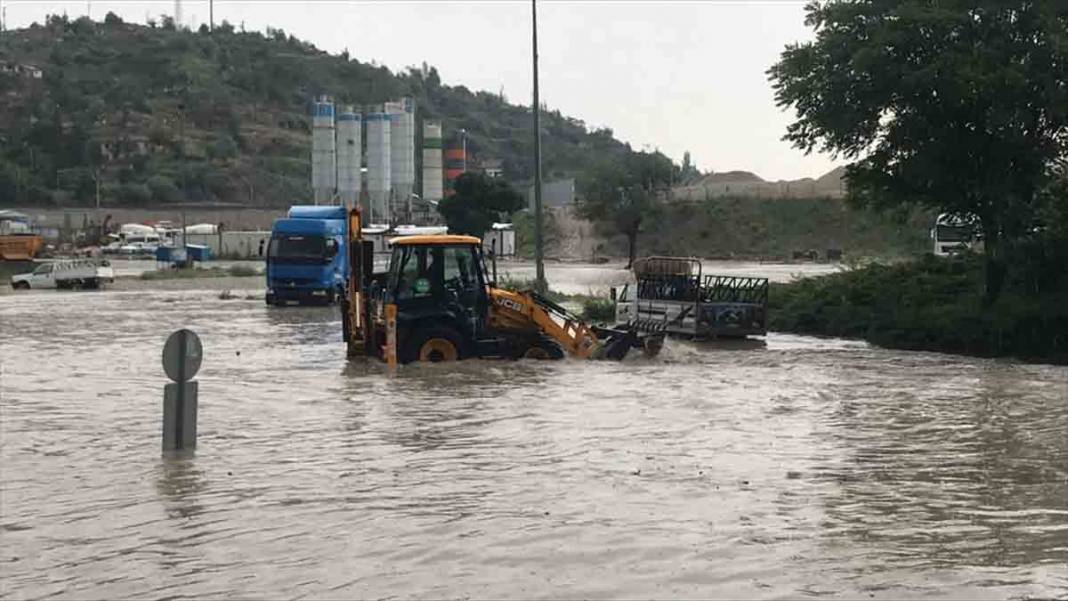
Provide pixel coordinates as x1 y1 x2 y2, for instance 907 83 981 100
385 304 398 373
162 329 202 452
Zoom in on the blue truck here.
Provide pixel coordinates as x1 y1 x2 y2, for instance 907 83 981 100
265 206 348 306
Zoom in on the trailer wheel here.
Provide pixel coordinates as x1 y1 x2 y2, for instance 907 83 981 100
405 326 464 363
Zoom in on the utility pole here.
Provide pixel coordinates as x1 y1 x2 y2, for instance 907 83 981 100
460 129 467 172
531 0 546 292
178 101 187 203
209 0 213 31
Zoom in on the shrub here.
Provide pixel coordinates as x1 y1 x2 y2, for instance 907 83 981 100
146 175 180 202
228 264 257 277
580 297 616 324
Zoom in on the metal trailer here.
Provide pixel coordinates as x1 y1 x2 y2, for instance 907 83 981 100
613 257 769 339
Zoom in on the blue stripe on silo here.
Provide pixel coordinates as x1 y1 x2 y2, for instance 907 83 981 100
364 113 387 121
337 113 361 121
312 103 334 117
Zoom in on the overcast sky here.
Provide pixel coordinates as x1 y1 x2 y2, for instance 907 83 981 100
5 0 839 181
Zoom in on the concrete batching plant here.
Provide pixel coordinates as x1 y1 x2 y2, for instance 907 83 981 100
310 97 336 205
385 98 415 219
336 106 362 209
364 112 391 225
422 121 444 203
309 95 437 224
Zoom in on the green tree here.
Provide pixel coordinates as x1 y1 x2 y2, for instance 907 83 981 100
769 1 1068 302
208 134 238 161
0 162 18 204
147 175 181 202
437 172 524 236
577 151 676 268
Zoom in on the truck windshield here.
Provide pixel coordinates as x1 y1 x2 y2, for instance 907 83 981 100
268 234 329 264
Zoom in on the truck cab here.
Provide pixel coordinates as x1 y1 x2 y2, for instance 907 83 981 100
265 206 348 305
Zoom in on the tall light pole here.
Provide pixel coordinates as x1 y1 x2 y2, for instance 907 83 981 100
460 129 468 172
531 0 546 292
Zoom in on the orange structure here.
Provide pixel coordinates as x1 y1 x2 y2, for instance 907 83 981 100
0 234 43 261
444 147 466 183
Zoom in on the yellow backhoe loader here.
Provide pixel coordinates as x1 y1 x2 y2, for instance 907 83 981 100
340 208 663 363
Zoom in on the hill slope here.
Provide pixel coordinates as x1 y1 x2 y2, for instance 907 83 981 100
672 166 846 201
0 14 633 207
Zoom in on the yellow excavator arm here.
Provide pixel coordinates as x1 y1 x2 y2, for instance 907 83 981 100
487 287 604 359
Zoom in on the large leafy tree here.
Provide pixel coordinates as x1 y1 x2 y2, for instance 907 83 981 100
769 1 1068 301
578 151 676 268
437 172 524 237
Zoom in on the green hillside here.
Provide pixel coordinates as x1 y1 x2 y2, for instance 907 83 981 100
0 14 633 207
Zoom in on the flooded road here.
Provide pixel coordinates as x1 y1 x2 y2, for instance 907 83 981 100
2 282 1067 599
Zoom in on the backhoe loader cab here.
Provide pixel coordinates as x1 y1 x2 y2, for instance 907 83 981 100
341 209 662 363
382 235 493 362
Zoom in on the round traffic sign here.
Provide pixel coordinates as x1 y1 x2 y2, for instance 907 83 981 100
162 329 203 382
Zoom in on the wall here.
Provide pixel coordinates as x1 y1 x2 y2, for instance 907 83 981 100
15 207 286 233
184 231 272 259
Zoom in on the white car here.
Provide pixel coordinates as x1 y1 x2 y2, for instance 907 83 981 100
119 241 158 256
11 259 115 290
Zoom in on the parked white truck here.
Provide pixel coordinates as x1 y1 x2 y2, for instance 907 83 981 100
613 256 769 339
11 259 115 290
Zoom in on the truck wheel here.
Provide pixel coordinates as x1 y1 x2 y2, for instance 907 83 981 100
522 337 566 360
404 326 465 363
12 281 29 290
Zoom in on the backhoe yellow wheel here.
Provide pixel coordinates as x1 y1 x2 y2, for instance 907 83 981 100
418 337 459 362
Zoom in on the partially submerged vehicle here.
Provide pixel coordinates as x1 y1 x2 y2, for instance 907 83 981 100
340 208 662 364
11 259 115 290
265 206 348 306
931 213 982 257
613 256 768 339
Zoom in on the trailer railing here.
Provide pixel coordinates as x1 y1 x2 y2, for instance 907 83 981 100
634 274 769 304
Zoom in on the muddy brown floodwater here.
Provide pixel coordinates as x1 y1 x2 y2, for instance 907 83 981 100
1 276 1067 599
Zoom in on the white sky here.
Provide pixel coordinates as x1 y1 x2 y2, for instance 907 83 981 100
4 0 840 181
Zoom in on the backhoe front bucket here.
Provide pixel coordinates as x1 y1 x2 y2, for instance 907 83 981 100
595 328 665 361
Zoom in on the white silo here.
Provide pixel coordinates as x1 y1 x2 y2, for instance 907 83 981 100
386 98 416 219
311 97 336 205
365 112 392 225
422 121 443 203
336 106 362 209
